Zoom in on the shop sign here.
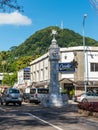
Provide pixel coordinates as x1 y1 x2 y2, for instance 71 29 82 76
58 63 75 73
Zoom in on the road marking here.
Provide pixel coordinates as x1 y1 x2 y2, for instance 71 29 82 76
0 107 6 112
26 113 64 130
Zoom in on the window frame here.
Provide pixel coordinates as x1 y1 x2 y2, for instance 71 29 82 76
90 63 98 72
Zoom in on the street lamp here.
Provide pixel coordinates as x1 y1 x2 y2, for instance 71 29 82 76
83 14 87 93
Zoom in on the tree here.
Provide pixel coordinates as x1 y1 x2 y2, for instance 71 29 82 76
16 56 32 71
0 0 23 12
0 51 7 73
0 51 7 60
2 72 17 86
0 51 10 73
10 46 18 51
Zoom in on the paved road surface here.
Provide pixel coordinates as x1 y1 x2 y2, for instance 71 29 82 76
0 101 98 130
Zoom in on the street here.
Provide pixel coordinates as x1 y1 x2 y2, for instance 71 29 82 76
0 101 98 130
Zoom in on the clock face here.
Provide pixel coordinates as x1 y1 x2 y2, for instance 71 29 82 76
52 50 57 56
49 48 60 59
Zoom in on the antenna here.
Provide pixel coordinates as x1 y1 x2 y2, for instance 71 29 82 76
61 21 64 29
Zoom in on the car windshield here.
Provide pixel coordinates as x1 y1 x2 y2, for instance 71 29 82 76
30 88 49 94
30 89 36 94
9 89 19 94
86 92 98 96
37 89 49 94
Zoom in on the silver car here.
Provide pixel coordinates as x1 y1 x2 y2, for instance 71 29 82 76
0 88 23 105
76 93 98 102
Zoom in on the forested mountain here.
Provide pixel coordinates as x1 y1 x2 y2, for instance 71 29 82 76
0 26 98 73
10 26 98 58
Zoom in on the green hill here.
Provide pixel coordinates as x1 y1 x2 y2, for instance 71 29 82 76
0 26 98 73
10 26 98 58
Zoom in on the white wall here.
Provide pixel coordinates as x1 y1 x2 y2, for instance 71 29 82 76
0 73 3 80
31 57 49 83
86 51 98 81
30 46 98 85
44 58 49 80
18 69 24 85
60 51 74 80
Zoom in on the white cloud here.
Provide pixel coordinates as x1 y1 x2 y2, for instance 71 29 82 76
0 11 32 25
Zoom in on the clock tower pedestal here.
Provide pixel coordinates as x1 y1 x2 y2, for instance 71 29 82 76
47 30 65 107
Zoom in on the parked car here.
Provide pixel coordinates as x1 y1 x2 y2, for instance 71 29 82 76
72 95 77 102
0 88 23 105
76 93 98 103
24 88 49 104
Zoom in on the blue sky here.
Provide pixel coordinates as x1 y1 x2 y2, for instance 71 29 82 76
0 0 98 51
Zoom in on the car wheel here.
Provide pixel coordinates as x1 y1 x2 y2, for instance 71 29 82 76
29 100 32 103
5 102 8 106
19 102 22 106
1 102 3 105
82 98 88 103
24 99 30 103
35 102 40 104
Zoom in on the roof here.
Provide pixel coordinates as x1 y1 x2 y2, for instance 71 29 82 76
59 78 77 85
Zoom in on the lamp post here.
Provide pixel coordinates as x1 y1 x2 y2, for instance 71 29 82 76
83 14 87 93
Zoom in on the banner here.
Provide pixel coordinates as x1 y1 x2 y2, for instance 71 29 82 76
24 68 31 80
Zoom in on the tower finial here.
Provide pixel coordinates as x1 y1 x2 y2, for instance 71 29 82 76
51 30 57 44
51 30 57 39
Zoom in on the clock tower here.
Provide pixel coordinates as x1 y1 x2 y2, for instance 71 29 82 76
48 30 63 107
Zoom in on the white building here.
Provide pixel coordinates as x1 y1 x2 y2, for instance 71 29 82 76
60 46 98 95
17 67 31 89
30 46 98 96
0 73 3 82
30 53 49 88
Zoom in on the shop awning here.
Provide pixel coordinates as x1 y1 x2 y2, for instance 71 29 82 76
59 78 77 84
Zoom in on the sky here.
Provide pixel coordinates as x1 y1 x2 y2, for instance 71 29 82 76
0 0 98 51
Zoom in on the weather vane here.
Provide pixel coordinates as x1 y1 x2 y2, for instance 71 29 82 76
51 30 57 39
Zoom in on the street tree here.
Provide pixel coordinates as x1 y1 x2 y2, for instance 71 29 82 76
2 72 17 86
0 0 23 12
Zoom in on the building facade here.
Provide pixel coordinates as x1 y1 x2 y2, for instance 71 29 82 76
17 67 31 90
30 46 98 96
30 53 50 88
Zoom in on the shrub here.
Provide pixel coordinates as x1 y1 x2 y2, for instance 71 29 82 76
78 102 98 112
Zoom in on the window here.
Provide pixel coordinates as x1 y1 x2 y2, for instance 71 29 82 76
30 89 36 94
30 88 49 94
38 88 49 94
9 89 19 93
90 63 98 72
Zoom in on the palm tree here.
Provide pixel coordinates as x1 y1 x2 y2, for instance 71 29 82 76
0 51 7 73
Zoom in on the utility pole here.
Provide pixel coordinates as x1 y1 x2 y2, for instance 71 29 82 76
83 14 87 93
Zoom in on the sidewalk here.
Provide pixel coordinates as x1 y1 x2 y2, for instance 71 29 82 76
68 100 98 123
68 100 78 104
